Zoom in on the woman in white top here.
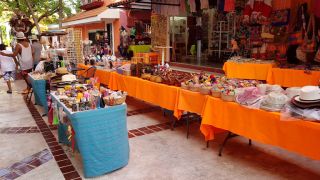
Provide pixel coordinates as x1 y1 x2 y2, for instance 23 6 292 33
0 32 34 94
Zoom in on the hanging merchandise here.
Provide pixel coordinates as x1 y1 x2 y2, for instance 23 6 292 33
224 0 235 12
270 9 290 26
260 43 267 59
276 44 287 63
272 25 289 43
261 24 274 39
288 4 307 46
315 47 320 62
218 0 225 12
266 43 277 59
301 15 316 54
201 0 209 9
180 0 187 15
243 0 273 24
189 0 197 13
249 25 263 47
313 0 320 18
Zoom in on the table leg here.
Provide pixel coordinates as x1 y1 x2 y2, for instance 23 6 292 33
218 132 238 156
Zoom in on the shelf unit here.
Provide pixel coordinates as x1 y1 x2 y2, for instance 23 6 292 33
209 12 237 60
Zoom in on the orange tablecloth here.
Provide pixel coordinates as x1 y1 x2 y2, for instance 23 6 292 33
108 72 179 111
77 64 113 85
267 68 320 87
223 62 275 80
174 89 208 119
201 96 320 160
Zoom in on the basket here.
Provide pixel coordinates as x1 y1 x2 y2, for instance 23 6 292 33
211 90 221 98
221 94 235 102
155 76 162 83
199 87 211 95
189 85 200 92
123 70 131 76
103 96 126 106
181 83 189 90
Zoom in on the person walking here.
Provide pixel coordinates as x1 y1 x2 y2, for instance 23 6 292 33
0 44 19 94
0 32 34 94
31 35 42 69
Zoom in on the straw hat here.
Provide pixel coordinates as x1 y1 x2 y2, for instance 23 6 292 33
297 86 320 101
16 32 26 40
56 67 69 75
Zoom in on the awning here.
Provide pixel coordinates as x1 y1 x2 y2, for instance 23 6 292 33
62 6 120 27
108 0 180 11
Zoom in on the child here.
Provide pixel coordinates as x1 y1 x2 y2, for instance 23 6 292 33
0 44 18 94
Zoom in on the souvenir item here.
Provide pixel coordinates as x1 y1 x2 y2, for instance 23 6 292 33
288 4 306 45
298 86 320 101
315 47 320 63
301 15 316 53
285 87 301 99
270 9 290 26
296 46 307 62
260 92 289 112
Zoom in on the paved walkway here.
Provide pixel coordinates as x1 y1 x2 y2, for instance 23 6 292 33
1 79 320 180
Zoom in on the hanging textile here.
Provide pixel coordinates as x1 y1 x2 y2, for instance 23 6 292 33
224 0 235 12
217 0 225 12
153 0 180 16
244 0 273 19
180 0 187 14
189 0 197 13
313 0 320 18
200 0 209 9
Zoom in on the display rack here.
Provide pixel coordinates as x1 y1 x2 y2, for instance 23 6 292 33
66 28 83 66
209 12 237 61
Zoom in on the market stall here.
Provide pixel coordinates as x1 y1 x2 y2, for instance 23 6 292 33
223 60 276 81
267 68 320 87
51 85 129 178
28 74 49 115
200 96 320 160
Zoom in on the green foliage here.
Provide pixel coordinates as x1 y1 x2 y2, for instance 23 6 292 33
0 0 82 26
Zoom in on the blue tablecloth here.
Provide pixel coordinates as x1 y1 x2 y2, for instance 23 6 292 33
29 75 48 114
51 94 129 178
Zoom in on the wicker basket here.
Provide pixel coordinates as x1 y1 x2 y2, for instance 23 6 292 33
181 83 189 90
221 94 235 102
155 76 162 83
199 87 211 95
123 70 131 76
211 90 221 98
103 96 127 106
189 85 200 92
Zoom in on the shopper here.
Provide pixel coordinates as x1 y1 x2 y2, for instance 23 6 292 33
31 35 42 70
0 44 19 94
0 32 34 94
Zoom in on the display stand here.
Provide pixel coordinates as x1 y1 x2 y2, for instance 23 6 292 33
28 74 48 116
51 93 129 178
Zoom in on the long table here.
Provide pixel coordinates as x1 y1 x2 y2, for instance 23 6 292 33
267 68 320 87
201 96 320 160
51 93 129 178
78 64 320 160
223 61 275 81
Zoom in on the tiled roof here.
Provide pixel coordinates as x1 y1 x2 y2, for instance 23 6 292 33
62 5 107 23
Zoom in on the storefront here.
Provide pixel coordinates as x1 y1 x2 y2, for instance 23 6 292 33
62 0 121 55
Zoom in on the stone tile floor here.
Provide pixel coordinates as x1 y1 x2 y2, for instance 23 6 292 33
1 79 320 180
